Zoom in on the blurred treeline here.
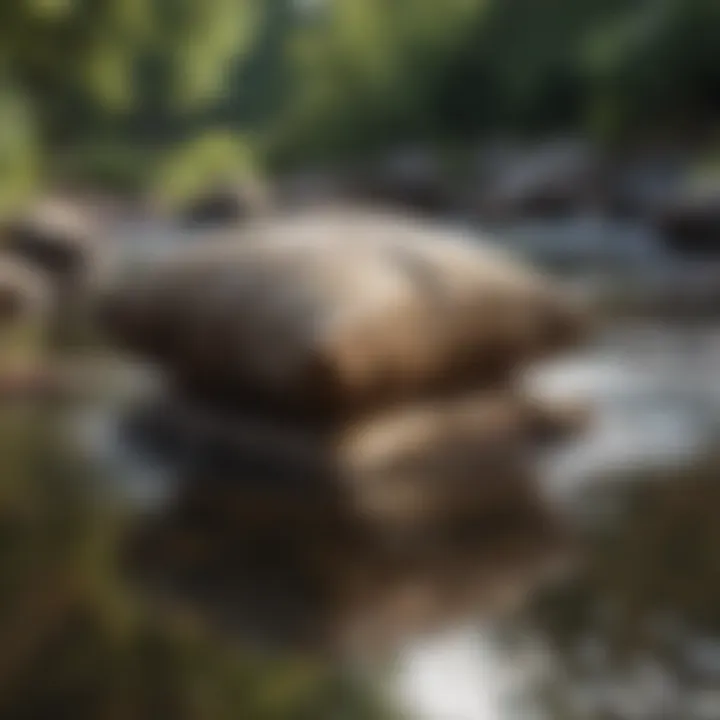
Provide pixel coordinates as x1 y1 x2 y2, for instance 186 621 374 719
2 0 720 211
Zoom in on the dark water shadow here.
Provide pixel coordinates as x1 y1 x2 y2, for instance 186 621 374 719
119 395 578 659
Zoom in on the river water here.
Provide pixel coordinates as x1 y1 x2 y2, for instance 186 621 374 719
393 319 720 720
389 218 720 720
77 214 720 720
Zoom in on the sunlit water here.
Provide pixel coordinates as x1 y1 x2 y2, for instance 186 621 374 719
384 319 720 720
76 214 720 720
386 216 720 720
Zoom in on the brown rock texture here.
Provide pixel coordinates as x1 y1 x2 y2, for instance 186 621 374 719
101 209 589 420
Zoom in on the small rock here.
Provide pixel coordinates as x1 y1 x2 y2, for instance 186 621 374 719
2 196 98 277
0 255 48 326
178 181 271 229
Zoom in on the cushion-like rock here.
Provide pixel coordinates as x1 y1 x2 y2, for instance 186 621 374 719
101 209 589 417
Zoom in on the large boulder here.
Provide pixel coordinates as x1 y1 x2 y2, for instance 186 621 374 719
100 209 589 419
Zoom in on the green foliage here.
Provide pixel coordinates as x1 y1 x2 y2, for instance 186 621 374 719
584 0 720 139
275 0 720 156
0 404 390 719
2 0 720 199
0 0 261 201
152 131 260 205
275 0 486 160
0 84 39 217
52 142 157 197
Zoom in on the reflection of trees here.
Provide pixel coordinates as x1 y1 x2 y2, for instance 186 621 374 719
517 456 720 719
0 407 390 719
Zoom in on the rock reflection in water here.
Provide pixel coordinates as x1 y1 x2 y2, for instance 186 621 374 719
121 393 579 657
